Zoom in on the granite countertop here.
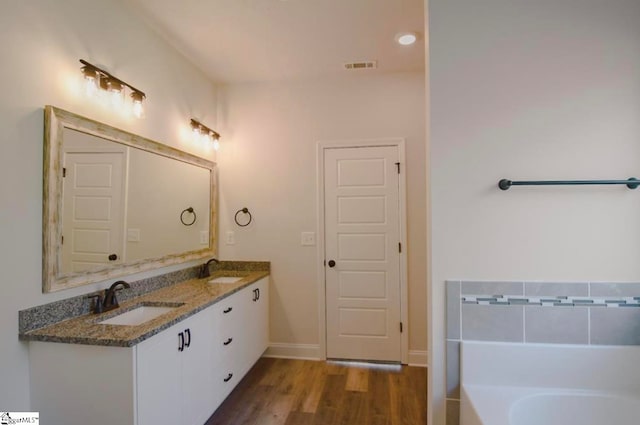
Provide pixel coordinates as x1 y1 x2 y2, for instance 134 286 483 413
20 270 269 347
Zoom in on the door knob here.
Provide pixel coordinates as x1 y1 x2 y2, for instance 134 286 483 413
328 260 336 268
108 254 118 261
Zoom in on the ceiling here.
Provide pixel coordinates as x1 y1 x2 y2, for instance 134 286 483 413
127 0 425 84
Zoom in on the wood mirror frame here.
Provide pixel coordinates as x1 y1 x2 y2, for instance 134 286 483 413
43 105 217 292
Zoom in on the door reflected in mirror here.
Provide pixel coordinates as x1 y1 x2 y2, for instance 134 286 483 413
44 106 217 292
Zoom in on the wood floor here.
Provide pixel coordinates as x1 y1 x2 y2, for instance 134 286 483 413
205 357 427 425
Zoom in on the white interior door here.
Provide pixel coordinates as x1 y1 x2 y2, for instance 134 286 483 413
61 151 126 273
324 145 402 362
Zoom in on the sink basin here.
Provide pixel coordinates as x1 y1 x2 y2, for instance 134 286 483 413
98 305 178 326
208 276 244 284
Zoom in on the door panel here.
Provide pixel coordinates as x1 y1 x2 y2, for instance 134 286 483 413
338 158 386 186
325 145 401 362
338 233 387 261
339 271 387 299
338 196 386 223
339 308 388 336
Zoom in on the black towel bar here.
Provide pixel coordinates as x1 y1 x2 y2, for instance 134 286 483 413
498 178 639 190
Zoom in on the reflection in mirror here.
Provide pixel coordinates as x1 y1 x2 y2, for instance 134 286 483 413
44 106 217 292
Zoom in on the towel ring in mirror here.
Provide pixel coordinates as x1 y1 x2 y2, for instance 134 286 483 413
180 207 197 226
234 207 252 227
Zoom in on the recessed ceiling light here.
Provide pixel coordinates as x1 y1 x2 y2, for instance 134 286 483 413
396 32 417 46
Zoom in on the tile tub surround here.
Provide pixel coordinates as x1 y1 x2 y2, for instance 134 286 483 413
19 269 269 347
445 280 640 425
19 260 269 334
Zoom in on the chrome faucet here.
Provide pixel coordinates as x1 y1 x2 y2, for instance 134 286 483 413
199 258 219 279
103 280 131 312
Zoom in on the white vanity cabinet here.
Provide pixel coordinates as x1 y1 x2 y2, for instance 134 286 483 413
28 277 269 425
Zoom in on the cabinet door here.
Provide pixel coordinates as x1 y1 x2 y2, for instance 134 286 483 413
255 277 269 358
244 277 269 369
181 308 214 425
136 322 182 425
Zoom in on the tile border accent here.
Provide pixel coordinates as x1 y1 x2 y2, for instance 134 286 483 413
461 294 639 308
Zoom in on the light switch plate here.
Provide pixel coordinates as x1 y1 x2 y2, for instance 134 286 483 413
127 228 140 242
226 231 236 245
301 232 316 246
200 230 209 245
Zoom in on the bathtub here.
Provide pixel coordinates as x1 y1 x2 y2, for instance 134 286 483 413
460 341 640 425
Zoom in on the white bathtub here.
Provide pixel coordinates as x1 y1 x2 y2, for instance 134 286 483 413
460 341 640 425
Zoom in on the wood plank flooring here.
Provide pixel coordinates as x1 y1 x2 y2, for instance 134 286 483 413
205 358 427 425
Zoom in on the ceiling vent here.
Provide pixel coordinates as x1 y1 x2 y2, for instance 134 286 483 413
344 61 377 70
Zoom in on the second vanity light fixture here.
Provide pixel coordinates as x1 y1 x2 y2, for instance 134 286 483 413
191 119 221 150
80 59 146 118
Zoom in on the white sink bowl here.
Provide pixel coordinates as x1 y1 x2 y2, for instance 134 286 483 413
208 276 244 284
98 305 177 326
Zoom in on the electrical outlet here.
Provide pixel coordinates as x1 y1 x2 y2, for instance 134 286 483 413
226 231 236 245
301 232 315 246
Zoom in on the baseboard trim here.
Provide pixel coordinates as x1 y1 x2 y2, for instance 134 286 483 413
264 343 322 360
408 350 428 367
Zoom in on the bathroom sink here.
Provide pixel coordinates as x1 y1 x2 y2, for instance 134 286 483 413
98 305 178 326
208 276 244 284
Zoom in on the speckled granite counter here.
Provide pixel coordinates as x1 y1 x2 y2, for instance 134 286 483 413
19 269 269 347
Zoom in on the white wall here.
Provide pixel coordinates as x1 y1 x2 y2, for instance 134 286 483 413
429 0 640 423
0 0 216 409
216 74 427 358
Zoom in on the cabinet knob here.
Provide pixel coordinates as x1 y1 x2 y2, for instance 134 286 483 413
328 260 336 268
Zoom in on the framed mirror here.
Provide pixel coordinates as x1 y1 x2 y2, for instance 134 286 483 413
43 106 217 292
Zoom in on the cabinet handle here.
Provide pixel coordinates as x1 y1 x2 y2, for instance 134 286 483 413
178 332 184 352
223 307 232 314
223 373 233 382
256 288 260 301
252 289 257 302
184 328 191 348
223 337 233 346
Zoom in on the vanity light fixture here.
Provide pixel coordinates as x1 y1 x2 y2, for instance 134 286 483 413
190 119 221 150
80 59 146 118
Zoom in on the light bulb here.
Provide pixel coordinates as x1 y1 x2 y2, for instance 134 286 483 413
132 100 144 118
212 138 220 151
131 91 145 119
108 79 124 108
82 67 99 97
